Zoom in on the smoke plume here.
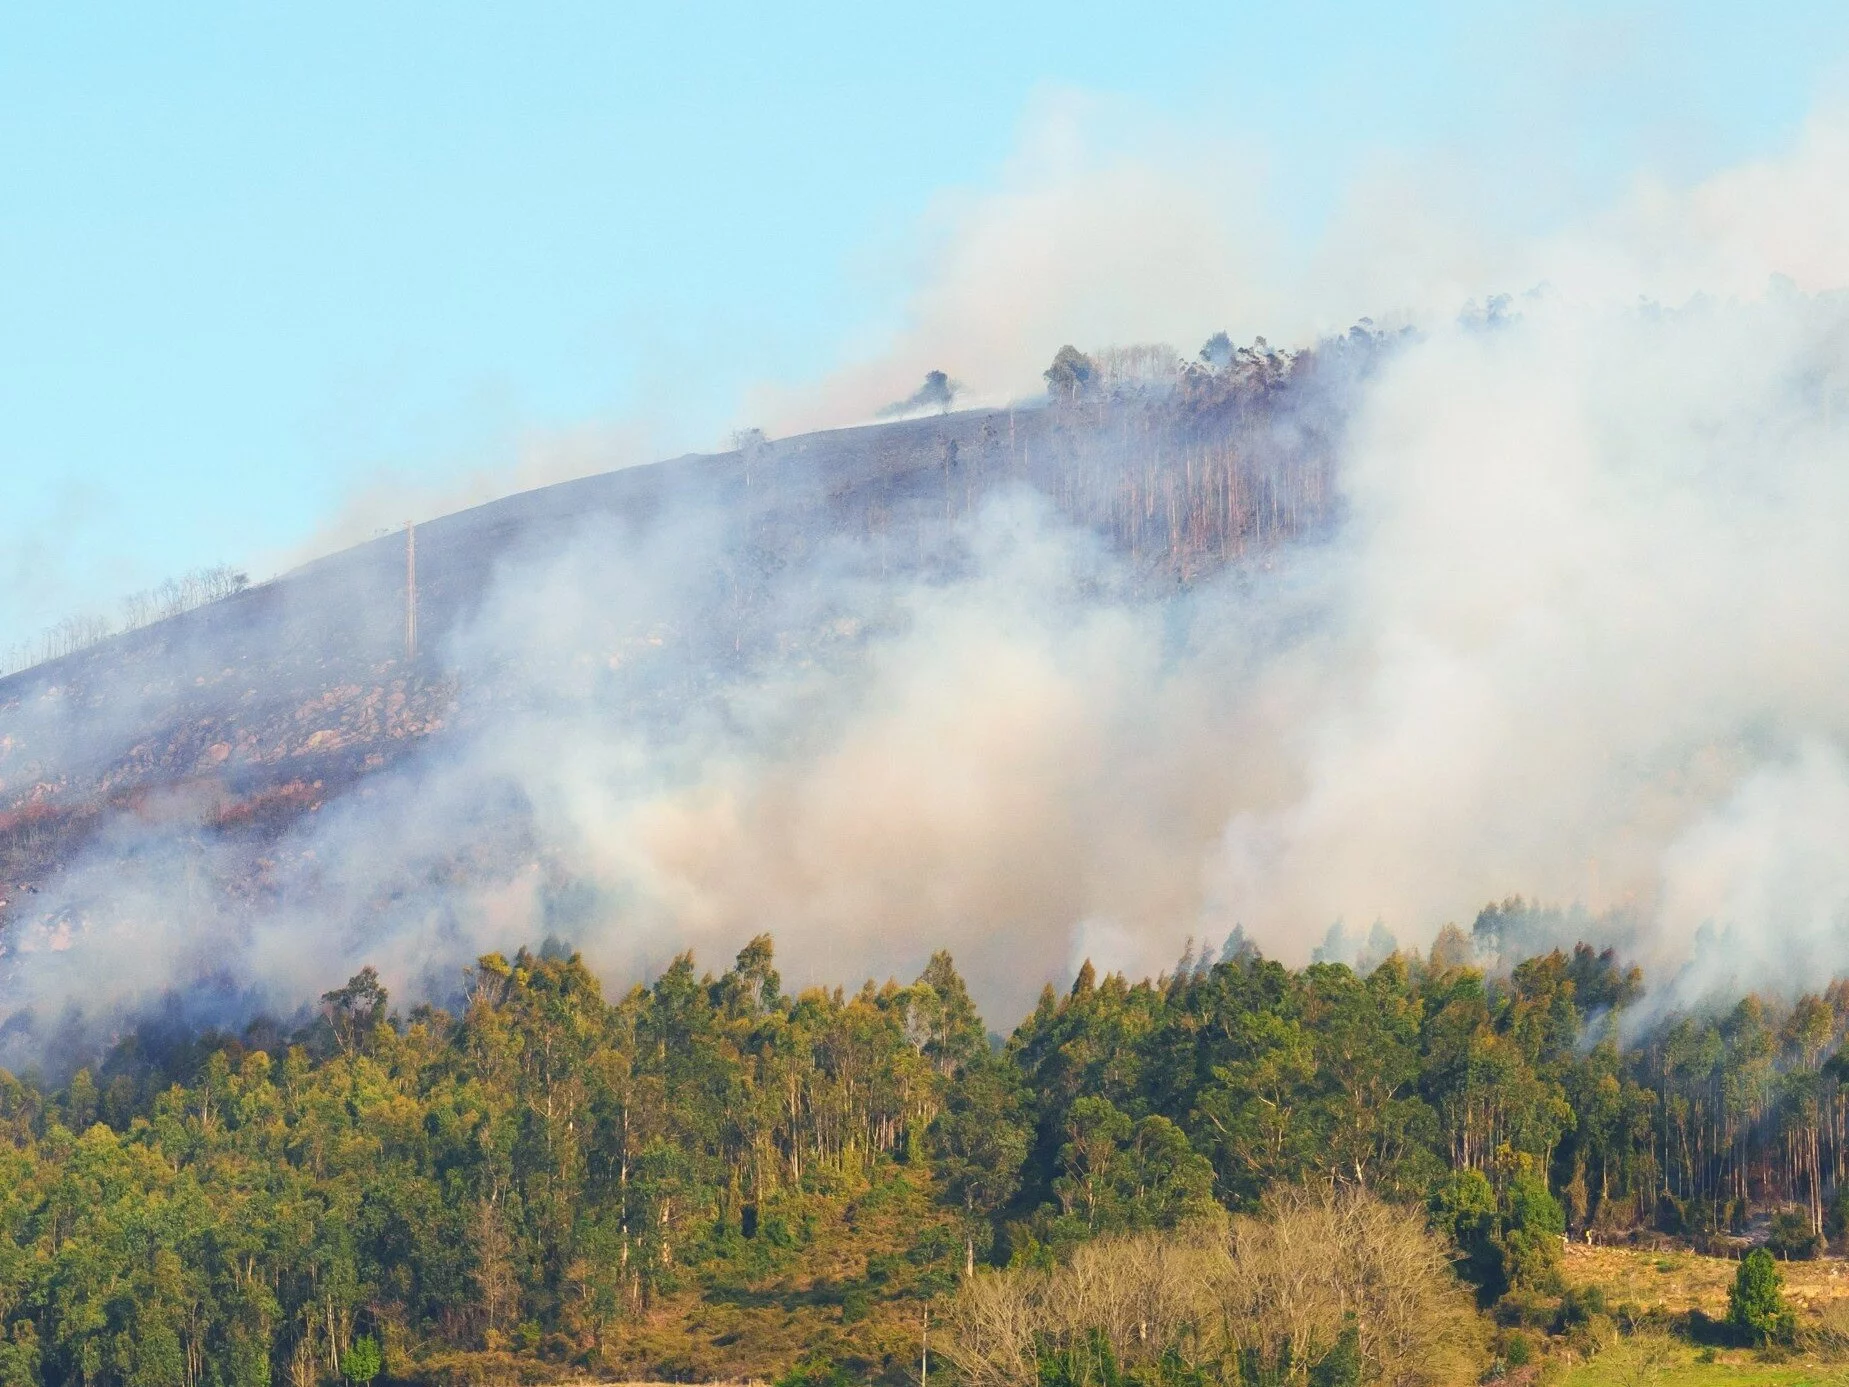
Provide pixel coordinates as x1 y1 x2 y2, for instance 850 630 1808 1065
8 105 1849 1058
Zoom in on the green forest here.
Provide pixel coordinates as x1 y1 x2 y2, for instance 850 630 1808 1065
3 906 1849 1387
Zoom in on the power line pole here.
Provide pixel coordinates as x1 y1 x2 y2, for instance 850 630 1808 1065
405 520 418 661
920 1305 929 1387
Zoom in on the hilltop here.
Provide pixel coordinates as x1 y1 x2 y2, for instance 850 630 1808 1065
0 335 1379 1021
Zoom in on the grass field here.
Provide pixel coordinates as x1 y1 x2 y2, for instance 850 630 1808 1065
1557 1342 1849 1387
1543 1246 1849 1387
1561 1245 1849 1321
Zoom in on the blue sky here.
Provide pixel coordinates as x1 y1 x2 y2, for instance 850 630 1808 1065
4 1 1849 654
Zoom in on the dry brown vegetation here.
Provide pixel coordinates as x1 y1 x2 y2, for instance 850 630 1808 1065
1561 1243 1849 1322
944 1186 1485 1387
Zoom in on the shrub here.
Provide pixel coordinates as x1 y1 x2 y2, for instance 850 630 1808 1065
1828 1185 1849 1246
762 1214 795 1247
1500 1172 1566 1293
1609 1333 1677 1387
1492 1289 1555 1330
1727 1249 1796 1346
1429 1170 1503 1303
1308 1317 1360 1387
1035 1327 1123 1387
341 1335 383 1386
1562 1312 1615 1361
1765 1210 1821 1260
776 1353 854 1387
1431 1166 1565 1302
1554 1284 1608 1332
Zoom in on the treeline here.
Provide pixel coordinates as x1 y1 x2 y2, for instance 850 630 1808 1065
1 922 1848 1385
1026 328 1385 581
1 564 249 679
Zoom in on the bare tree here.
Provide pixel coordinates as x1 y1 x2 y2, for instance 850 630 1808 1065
944 1186 1483 1387
1213 1185 1485 1387
2 562 255 680
120 588 156 629
1092 344 1181 394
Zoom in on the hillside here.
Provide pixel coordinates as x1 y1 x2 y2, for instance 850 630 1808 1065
0 336 1379 1047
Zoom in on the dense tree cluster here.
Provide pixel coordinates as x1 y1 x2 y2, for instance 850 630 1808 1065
2 918 1849 1384
944 1188 1484 1387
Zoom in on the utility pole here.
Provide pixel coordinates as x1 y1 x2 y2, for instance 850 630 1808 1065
404 520 418 661
920 1305 928 1387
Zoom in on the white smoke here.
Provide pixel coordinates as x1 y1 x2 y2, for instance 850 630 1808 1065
11 102 1849 1051
1206 290 1849 992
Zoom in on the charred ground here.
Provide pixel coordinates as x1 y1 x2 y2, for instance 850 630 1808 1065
0 335 1380 974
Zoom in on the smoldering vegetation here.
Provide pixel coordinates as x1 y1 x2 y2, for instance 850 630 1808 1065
5 280 1849 1067
0 330 1378 1065
880 369 962 418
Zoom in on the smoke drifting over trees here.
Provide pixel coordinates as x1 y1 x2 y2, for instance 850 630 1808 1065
0 335 1375 1059
8 281 1849 1063
7 107 1849 1073
1 563 248 678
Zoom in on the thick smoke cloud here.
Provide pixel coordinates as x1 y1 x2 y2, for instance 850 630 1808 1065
0 477 1300 1046
9 109 1849 1059
1207 290 1849 1008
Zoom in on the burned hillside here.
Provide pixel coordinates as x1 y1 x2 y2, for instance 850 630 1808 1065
0 330 1387 1047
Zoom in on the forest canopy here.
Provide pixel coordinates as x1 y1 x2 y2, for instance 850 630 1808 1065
0 922 1844 1386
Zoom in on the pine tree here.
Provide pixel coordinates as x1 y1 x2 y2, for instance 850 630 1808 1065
1728 1249 1795 1345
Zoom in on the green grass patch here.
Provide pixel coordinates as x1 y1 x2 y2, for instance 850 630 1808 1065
1560 1345 1849 1387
